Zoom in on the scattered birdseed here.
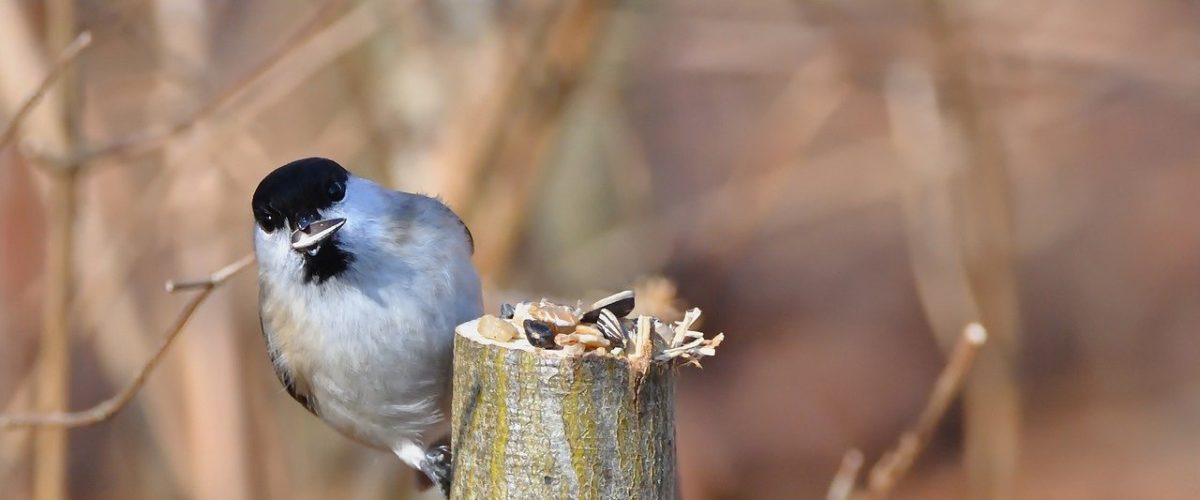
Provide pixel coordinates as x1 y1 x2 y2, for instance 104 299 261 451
458 290 723 364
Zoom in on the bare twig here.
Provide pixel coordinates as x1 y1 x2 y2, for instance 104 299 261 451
463 0 614 279
827 449 864 500
693 53 847 269
860 323 988 499
70 0 384 349
79 0 350 162
165 254 255 292
919 2 1021 498
424 2 569 209
827 323 988 500
0 371 35 484
0 31 91 151
0 256 253 430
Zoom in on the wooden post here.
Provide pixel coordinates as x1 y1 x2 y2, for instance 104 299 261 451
450 322 678 498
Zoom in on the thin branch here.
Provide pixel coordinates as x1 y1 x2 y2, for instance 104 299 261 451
829 323 988 500
0 256 254 430
165 254 255 292
78 0 349 162
0 31 91 151
921 1 1021 498
69 0 384 356
0 370 35 481
862 322 988 499
468 0 614 279
827 449 864 500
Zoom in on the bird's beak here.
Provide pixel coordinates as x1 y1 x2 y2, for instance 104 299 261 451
291 218 346 251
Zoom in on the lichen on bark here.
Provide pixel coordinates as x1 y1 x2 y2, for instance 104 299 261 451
450 332 677 499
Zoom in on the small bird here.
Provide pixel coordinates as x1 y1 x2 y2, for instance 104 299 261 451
251 157 481 494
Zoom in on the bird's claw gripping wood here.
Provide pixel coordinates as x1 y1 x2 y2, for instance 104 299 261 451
422 444 453 497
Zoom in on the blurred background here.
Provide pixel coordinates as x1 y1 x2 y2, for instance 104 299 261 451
2 0 1199 498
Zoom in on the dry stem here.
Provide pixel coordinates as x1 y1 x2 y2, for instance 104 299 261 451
827 449 864 500
34 4 85 498
829 323 988 500
165 254 255 292
79 0 350 162
0 255 253 430
464 0 613 279
865 323 987 497
920 2 1022 497
0 32 91 151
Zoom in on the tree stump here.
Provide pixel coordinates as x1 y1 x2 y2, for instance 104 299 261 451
450 317 680 499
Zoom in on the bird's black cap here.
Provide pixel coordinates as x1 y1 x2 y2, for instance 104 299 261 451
252 157 353 283
252 157 350 233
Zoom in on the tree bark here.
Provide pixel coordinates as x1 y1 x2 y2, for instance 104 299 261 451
450 331 677 499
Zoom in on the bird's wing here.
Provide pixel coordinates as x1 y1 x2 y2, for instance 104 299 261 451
456 213 474 255
412 193 473 255
436 199 473 254
258 280 319 415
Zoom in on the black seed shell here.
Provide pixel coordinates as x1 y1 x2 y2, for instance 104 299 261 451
580 290 635 323
499 303 515 320
596 309 626 348
523 319 557 349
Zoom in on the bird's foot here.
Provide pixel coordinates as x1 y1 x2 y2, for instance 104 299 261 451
420 444 453 497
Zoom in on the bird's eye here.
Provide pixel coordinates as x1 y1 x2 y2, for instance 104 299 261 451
328 181 346 202
258 210 279 232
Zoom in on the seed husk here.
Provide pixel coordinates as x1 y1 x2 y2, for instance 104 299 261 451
579 290 635 324
523 319 557 349
595 308 626 347
528 302 578 333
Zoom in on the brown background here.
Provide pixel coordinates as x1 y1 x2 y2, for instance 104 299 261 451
1 0 1198 499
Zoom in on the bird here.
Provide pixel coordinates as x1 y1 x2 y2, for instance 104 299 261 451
251 157 481 495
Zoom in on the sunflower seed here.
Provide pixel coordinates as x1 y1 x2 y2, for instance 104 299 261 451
596 309 626 348
580 290 635 323
523 319 557 349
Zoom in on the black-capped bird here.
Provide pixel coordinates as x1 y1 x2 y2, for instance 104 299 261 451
251 157 481 495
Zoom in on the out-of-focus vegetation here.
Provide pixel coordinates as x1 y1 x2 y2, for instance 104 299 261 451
2 0 1198 499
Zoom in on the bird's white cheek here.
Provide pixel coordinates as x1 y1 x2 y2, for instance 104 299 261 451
255 228 304 280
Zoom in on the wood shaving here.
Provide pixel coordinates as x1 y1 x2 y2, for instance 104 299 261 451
670 308 702 348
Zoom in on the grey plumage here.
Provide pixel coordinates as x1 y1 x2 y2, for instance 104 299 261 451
252 160 481 485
